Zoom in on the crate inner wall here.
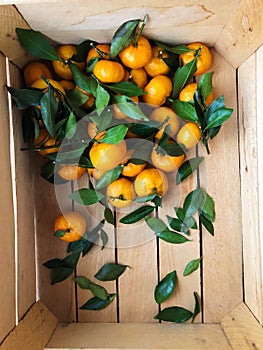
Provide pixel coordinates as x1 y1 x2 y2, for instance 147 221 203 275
0 1 263 348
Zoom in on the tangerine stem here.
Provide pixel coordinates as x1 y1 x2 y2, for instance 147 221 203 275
134 14 148 47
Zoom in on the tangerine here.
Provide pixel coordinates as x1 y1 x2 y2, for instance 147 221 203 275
54 211 86 242
143 75 172 106
134 168 168 197
119 36 152 69
106 178 135 208
180 43 212 76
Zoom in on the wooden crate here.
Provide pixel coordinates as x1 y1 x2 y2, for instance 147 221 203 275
0 1 263 349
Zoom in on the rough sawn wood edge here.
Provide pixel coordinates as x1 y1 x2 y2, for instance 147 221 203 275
0 301 58 350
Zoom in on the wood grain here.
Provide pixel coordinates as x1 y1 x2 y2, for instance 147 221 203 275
8 61 36 321
0 53 16 344
238 46 263 324
158 147 201 321
72 174 117 322
33 155 76 322
46 322 232 349
221 302 263 349
215 0 263 68
200 50 243 323
0 5 31 68
117 201 158 322
15 1 240 47
0 301 57 350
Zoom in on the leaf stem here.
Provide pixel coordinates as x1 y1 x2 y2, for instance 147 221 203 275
134 14 148 47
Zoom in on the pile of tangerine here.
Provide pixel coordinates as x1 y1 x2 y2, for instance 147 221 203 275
25 36 213 213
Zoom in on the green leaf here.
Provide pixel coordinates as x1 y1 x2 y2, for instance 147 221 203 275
183 188 205 217
105 81 145 97
69 188 104 205
41 160 55 180
55 144 87 162
72 39 97 62
175 208 197 229
172 100 198 123
176 157 204 184
192 291 201 323
201 192 215 222
114 95 148 121
69 62 93 93
100 124 128 144
133 193 157 203
74 276 108 300
16 28 60 60
167 216 190 235
53 230 65 237
206 107 233 129
51 267 74 285
43 259 64 269
119 205 155 224
200 214 214 236
154 306 193 323
183 257 202 276
154 271 177 304
66 88 89 108
159 142 186 157
145 217 167 233
65 112 76 139
104 207 114 225
95 84 110 114
101 229 109 250
129 122 160 138
172 58 197 98
198 72 214 101
95 165 123 189
80 294 116 310
157 229 190 244
89 109 113 134
95 263 129 281
6 86 42 109
62 252 81 269
110 19 140 59
207 95 225 115
40 88 58 137
155 41 193 54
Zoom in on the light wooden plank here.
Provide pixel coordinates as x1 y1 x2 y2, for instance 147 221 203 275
221 302 263 349
8 61 36 320
239 48 263 323
0 53 16 344
72 174 117 322
33 154 76 322
158 148 201 321
0 5 31 68
0 300 58 350
201 50 243 322
16 1 239 47
46 322 232 349
256 45 263 325
215 0 263 68
117 201 158 322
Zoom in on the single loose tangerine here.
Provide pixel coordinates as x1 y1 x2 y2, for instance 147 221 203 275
54 211 86 242
134 168 168 197
93 60 125 83
106 178 135 208
119 36 152 69
180 43 212 76
143 75 172 106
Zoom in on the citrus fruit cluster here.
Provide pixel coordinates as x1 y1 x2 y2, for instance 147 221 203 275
21 39 212 212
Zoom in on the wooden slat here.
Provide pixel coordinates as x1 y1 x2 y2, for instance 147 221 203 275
0 301 57 350
46 322 232 349
8 61 36 320
158 148 201 320
0 53 16 344
33 155 76 322
215 0 263 68
72 175 117 322
201 50 243 322
117 207 158 322
256 45 263 325
238 47 263 324
221 302 263 349
0 5 31 68
15 1 239 47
